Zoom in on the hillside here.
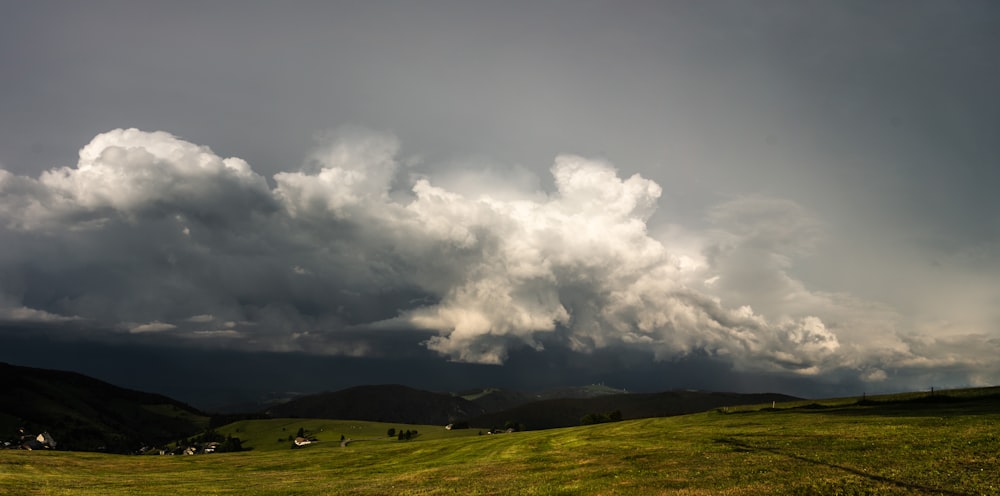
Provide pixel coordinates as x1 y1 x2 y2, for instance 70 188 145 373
266 385 797 429
0 362 209 453
211 417 480 452
264 384 486 425
458 384 628 413
471 390 800 430
3 387 999 495
456 388 541 413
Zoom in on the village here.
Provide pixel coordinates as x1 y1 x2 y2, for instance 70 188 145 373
2 428 56 451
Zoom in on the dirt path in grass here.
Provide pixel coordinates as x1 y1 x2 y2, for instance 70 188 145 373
340 437 385 447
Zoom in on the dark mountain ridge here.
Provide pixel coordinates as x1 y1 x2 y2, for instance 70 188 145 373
264 384 487 425
456 384 629 413
265 384 800 430
0 362 209 452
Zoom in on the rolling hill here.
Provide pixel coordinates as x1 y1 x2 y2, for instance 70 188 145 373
265 384 799 430
0 362 209 452
456 384 629 413
264 384 487 425
470 390 801 430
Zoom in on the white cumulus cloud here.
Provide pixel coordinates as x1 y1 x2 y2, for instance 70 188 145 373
129 321 177 334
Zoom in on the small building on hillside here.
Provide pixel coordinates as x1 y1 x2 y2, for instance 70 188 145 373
21 432 57 450
36 432 56 448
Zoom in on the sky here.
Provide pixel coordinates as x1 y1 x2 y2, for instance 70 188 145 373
1 1 998 408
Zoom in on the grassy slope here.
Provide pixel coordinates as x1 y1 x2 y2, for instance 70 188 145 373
0 362 210 451
2 389 999 495
211 418 481 451
470 390 800 430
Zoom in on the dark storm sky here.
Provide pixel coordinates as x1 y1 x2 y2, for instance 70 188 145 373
1 1 999 403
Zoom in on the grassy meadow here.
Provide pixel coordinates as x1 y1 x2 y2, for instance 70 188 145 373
2 390 999 495
211 418 482 451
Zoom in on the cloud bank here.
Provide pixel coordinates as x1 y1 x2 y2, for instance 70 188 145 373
1 128 996 387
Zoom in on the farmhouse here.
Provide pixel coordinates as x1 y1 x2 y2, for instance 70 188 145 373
36 432 57 448
18 431 57 450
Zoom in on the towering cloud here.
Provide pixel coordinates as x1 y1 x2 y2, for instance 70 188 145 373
0 128 996 387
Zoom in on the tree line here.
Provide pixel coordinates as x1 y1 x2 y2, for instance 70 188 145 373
580 410 623 426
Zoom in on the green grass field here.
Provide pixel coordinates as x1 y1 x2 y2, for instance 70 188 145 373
2 391 999 495
211 418 481 451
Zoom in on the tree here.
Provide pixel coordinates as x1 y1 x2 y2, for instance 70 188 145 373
387 428 396 437
580 411 622 426
296 427 305 438
220 436 244 452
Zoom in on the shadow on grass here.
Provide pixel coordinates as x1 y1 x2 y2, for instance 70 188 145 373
714 437 967 496
799 394 1000 418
